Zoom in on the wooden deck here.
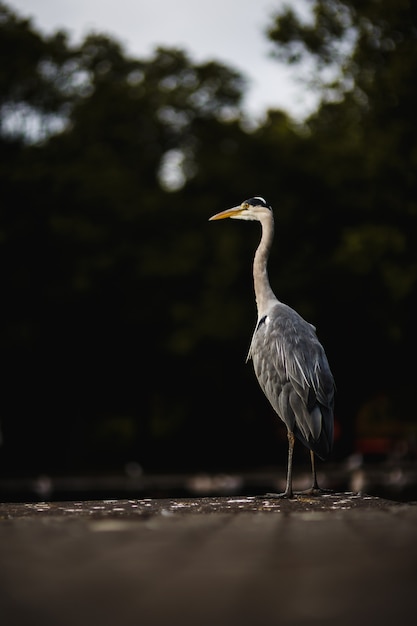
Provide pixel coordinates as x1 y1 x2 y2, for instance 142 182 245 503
0 493 416 625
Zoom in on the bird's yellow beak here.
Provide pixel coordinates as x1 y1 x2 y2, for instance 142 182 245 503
209 206 244 221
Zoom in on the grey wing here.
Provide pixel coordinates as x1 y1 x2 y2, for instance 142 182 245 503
249 305 334 460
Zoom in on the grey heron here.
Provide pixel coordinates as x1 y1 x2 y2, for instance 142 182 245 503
209 197 335 498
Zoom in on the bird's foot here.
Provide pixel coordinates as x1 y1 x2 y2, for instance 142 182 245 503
296 487 333 497
255 491 295 500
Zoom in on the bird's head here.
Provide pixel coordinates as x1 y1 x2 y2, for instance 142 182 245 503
209 196 272 222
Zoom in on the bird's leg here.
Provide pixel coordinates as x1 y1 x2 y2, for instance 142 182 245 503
310 450 320 490
297 450 332 496
258 430 295 499
282 430 295 497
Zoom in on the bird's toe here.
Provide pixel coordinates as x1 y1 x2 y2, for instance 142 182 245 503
255 491 295 500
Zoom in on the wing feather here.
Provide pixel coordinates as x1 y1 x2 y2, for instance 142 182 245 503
249 303 334 459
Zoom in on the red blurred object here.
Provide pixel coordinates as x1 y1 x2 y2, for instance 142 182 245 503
356 437 393 455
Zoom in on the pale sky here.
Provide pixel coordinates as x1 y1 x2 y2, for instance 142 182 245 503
8 0 318 121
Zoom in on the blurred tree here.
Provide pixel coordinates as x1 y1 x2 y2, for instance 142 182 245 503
0 2 262 474
0 2 75 141
2 0 416 480
268 0 417 452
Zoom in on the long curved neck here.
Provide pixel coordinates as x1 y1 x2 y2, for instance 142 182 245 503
253 212 278 316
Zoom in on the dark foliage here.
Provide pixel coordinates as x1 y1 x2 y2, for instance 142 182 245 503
1 1 416 476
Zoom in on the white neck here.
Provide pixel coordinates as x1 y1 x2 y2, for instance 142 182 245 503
253 212 278 317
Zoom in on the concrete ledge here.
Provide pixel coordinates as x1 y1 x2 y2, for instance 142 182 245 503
0 491 409 520
0 493 416 626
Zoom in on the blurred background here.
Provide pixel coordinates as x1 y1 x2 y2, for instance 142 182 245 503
1 0 416 502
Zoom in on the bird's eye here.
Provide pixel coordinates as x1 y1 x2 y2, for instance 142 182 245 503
242 202 249 209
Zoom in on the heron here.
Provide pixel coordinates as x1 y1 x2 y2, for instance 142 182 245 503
209 197 335 498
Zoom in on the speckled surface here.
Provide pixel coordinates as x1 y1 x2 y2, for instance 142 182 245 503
0 493 416 626
0 491 407 520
